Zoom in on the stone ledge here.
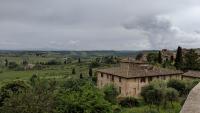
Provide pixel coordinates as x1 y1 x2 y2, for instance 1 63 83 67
180 83 200 113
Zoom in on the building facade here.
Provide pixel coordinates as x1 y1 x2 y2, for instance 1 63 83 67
97 59 183 97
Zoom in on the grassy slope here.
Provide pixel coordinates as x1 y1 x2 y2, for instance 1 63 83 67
121 102 181 113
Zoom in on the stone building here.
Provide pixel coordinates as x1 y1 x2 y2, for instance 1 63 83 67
160 49 176 61
97 59 183 97
182 71 200 80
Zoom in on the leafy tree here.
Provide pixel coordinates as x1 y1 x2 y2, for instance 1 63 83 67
175 46 183 69
46 59 61 65
61 78 92 91
0 80 57 113
163 60 173 68
103 84 119 104
165 88 179 108
0 77 113 113
57 82 112 113
136 53 143 60
72 68 76 75
141 85 164 108
103 56 117 64
184 49 200 70
147 53 158 64
0 81 29 106
167 79 186 96
90 61 100 68
141 81 179 110
158 51 162 64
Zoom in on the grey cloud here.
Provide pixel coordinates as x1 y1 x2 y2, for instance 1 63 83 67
123 16 178 49
123 15 200 49
0 0 200 50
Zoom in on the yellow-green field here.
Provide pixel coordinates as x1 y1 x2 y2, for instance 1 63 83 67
0 51 115 87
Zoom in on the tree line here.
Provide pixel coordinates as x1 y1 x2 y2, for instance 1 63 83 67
141 46 200 71
0 75 198 113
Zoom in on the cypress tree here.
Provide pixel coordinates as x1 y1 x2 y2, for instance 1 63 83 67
170 56 174 62
80 73 83 79
5 59 8 67
158 51 162 64
89 68 93 77
72 68 76 74
175 46 183 69
78 58 81 63
64 59 67 64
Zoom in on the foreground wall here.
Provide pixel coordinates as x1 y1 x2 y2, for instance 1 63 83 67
180 83 200 113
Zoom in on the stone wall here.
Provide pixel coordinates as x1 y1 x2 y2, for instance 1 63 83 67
97 72 182 97
180 83 200 113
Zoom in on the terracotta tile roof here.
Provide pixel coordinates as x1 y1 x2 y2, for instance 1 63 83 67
120 58 148 64
97 66 183 78
183 71 200 78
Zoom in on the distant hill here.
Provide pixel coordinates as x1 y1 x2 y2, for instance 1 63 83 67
0 50 144 58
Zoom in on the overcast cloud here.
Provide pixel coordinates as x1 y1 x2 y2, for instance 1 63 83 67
0 0 200 50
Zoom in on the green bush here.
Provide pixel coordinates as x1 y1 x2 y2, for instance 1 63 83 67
8 62 19 69
167 79 186 96
57 80 112 113
184 79 200 95
165 88 179 107
46 59 61 65
103 84 119 104
0 80 29 106
141 80 180 110
0 80 56 113
14 65 25 71
119 97 139 107
89 61 100 68
33 64 45 70
143 109 159 113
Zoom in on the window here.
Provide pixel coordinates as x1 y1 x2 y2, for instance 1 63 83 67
107 74 109 79
101 73 103 78
119 87 121 94
148 77 152 82
133 88 136 95
163 76 166 80
119 77 121 82
141 77 146 83
112 75 114 82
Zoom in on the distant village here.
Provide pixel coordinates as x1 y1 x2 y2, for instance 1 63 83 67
97 47 200 97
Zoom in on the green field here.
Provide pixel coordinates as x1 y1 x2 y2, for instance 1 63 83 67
0 51 120 86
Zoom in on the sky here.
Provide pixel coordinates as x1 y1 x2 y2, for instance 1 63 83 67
0 0 200 50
